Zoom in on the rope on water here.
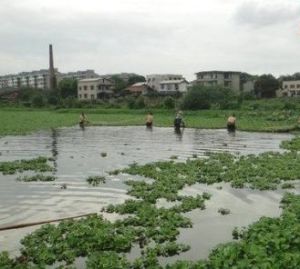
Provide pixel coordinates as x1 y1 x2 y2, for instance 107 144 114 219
0 213 96 231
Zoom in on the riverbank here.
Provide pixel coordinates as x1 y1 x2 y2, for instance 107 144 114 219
0 107 299 136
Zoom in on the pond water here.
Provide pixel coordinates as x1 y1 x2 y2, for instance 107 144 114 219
0 126 298 262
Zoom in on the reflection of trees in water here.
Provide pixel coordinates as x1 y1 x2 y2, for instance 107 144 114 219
51 128 58 171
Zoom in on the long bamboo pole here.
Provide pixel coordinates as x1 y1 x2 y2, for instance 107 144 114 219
0 213 95 231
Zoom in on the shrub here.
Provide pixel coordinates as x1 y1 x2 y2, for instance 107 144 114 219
164 97 175 109
31 95 45 107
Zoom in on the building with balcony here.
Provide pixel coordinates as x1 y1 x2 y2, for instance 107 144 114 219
195 71 241 92
77 78 114 100
159 79 189 94
278 80 300 97
146 74 183 92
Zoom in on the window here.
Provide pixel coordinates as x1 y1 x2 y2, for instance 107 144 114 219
84 86 87 90
91 94 95 99
167 84 171 91
79 87 82 90
90 85 94 90
84 94 87 98
284 85 288 89
161 84 164 89
297 84 300 88
224 73 231 79
79 94 82 98
175 84 179 90
290 84 295 89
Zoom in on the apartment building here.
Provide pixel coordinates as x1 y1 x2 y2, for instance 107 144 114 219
59 70 100 81
279 80 300 97
78 78 114 100
0 69 59 90
195 71 241 92
146 74 184 92
159 79 189 94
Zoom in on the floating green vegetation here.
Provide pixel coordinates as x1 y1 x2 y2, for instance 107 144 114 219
1 193 299 268
281 182 295 189
0 157 53 175
120 151 300 191
101 152 107 157
281 136 300 151
16 174 56 182
218 208 231 215
86 176 106 186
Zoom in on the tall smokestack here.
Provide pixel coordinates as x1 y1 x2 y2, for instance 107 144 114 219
49 44 56 90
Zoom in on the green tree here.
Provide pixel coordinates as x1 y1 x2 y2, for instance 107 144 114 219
182 85 237 110
58 78 78 99
128 75 146 85
254 74 279 98
110 75 127 93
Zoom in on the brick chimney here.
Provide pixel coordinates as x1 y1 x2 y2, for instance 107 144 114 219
49 44 56 90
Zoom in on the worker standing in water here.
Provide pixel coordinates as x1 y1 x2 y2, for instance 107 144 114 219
145 112 154 128
79 112 88 129
227 113 236 132
174 111 185 131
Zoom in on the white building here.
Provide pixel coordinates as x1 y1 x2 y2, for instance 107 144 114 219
59 70 99 81
279 80 300 97
78 78 114 100
0 69 59 90
159 79 189 94
146 74 183 92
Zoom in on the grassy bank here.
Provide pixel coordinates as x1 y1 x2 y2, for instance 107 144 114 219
0 107 299 136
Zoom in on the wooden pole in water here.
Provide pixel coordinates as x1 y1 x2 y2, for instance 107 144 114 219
0 213 96 231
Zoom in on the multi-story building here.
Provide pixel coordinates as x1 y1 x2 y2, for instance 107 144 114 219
0 69 100 90
0 69 59 90
59 70 100 81
146 74 184 92
78 78 114 100
159 79 189 94
195 71 241 92
279 80 300 97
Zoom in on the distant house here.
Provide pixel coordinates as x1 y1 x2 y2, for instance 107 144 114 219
146 74 183 92
77 78 114 100
195 70 254 93
159 79 189 94
277 80 300 97
125 82 152 96
195 71 241 92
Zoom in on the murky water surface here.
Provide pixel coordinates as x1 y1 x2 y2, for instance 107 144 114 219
0 126 298 262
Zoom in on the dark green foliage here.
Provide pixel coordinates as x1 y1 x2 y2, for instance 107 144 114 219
0 157 53 175
58 78 78 99
254 74 279 98
86 176 106 186
164 97 175 109
31 95 45 107
182 85 237 110
281 136 300 151
86 251 130 269
16 174 56 182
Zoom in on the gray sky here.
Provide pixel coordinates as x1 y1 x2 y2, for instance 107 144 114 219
0 0 299 80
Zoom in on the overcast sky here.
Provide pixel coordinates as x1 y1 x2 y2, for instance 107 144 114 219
0 0 299 80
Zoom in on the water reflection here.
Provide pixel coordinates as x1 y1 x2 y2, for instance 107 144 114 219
51 128 58 171
174 127 184 141
0 126 295 257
